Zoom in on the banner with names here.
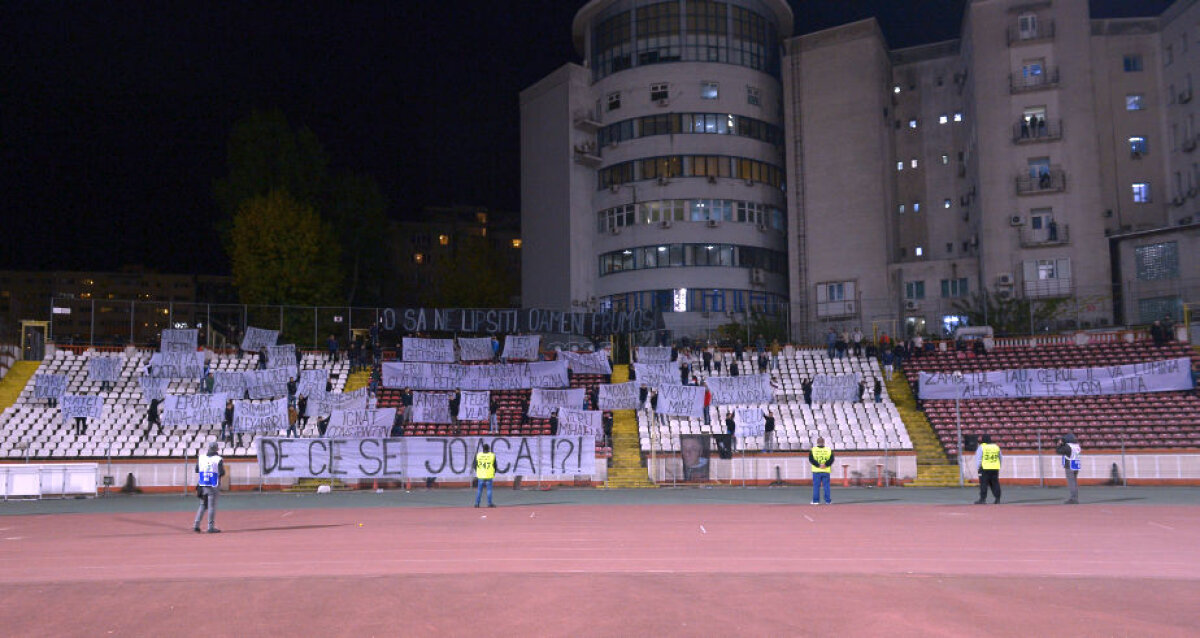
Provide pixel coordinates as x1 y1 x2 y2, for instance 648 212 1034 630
147 352 206 379
457 391 490 422
297 369 328 401
241 327 279 353
87 356 123 383
633 363 680 388
233 398 289 433
556 408 603 441
636 346 672 363
918 357 1195 400
734 409 766 437
558 349 612 375
258 435 596 480
139 375 168 402
162 393 228 428
528 388 585 418
244 368 291 400
502 335 541 361
598 382 641 411
326 407 396 438
812 374 862 403
655 385 706 419
34 374 68 399
310 388 369 419
212 371 246 396
412 392 452 424
381 361 568 391
528 359 569 388
403 337 457 363
61 394 104 424
266 344 298 370
705 374 774 405
457 337 496 362
160 329 198 353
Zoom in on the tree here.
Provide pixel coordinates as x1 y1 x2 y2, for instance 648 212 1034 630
229 190 344 308
951 291 1069 336
213 110 329 220
423 236 518 308
325 171 388 306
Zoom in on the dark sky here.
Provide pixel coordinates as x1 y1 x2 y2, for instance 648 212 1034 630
0 1 1171 274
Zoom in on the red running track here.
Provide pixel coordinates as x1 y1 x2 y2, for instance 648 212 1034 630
1 503 1198 636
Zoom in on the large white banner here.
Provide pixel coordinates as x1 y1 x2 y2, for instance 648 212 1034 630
160 329 198 353
598 382 641 411
309 388 369 418
87 356 123 383
734 408 766 437
918 357 1196 400
266 344 298 373
259 435 596 480
34 374 68 399
655 385 706 419
457 337 496 362
528 360 569 388
458 391 490 421
528 388 585 418
147 352 206 379
241 327 279 353
633 363 680 388
233 398 289 433
212 371 246 396
297 369 328 401
812 374 862 403
412 392 453 424
558 349 612 375
162 393 228 428
380 360 569 391
244 368 291 400
502 335 541 361
705 374 774 405
556 408 602 440
636 346 672 363
61 394 104 424
403 337 457 363
139 375 168 402
326 407 396 438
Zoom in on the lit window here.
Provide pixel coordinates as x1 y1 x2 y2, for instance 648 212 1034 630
414 253 424 264
893 84 901 94
1132 182 1151 203
700 82 719 100
673 288 688 312
941 154 949 165
908 119 918 129
1126 94 1144 110
915 246 924 257
953 112 963 122
913 201 921 212
938 114 949 124
438 234 449 246
897 204 906 214
911 158 919 168
1129 136 1148 156
897 161 904 171
944 198 952 208
511 239 522 248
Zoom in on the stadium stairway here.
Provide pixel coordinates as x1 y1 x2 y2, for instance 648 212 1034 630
0 360 40 412
343 369 372 393
602 364 655 489
885 370 961 487
284 367 372 493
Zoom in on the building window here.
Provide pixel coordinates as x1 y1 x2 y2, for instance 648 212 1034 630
897 204 905 214
510 239 522 248
938 114 949 124
905 281 925 300
746 86 760 106
1132 182 1152 203
1135 242 1179 280
1126 94 1144 110
1129 136 1148 156
944 198 952 208
914 246 924 257
908 119 918 129
700 81 719 100
650 83 669 101
438 234 449 246
607 92 621 111
941 278 969 298
1017 13 1039 40
946 242 954 254
911 158 919 169
896 161 904 171
893 84 901 94
414 253 424 264
825 282 845 301
941 154 949 165
1138 296 1181 323
953 112 963 122
1123 54 1143 72
913 201 921 212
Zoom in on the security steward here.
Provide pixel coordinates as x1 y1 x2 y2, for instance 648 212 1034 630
809 437 834 505
974 434 1002 504
194 441 225 533
473 443 496 508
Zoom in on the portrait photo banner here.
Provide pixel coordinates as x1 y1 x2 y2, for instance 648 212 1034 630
241 327 279 353
502 335 540 361
258 435 596 480
148 352 206 379
403 338 456 363
162 393 228 428
34 374 69 399
379 307 663 336
159 329 198 353
233 398 288 433
457 337 496 362
705 374 774 405
918 357 1195 400
598 382 641 411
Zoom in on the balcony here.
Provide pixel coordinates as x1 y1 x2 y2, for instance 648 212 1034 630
1007 20 1055 46
572 141 602 167
1016 167 1066 195
1012 118 1062 144
572 110 602 132
1010 67 1059 94
1024 276 1073 299
1019 223 1069 248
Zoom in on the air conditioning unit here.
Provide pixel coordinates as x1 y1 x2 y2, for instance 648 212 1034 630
749 268 765 285
904 300 920 311
657 176 669 186
656 98 670 107
707 175 718 184
1010 215 1023 226
659 220 672 229
609 184 620 193
609 227 622 236
996 273 1015 286
706 219 720 228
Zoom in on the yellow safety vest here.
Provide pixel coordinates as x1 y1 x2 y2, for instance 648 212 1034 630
980 443 1001 470
811 446 833 473
475 452 496 480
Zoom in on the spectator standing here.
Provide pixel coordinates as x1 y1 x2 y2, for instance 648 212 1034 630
873 377 883 403
974 434 1003 504
326 334 339 361
1056 434 1082 504
146 398 163 436
882 348 896 380
602 412 613 449
721 410 736 458
702 347 713 373
193 441 224 533
851 328 863 357
826 328 837 359
473 443 497 508
835 332 848 359
489 394 500 434
286 404 299 438
802 377 813 406
221 399 234 442
809 437 835 505
202 372 215 394
297 395 310 433
763 410 776 452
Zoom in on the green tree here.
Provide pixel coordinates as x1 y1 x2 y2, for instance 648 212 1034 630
229 190 344 307
951 291 1069 336
213 110 329 220
423 236 518 308
325 171 388 306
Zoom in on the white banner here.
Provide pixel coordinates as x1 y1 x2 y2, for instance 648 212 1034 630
558 349 612 375
381 360 568 391
87 356 123 383
636 346 672 363
310 388 369 419
297 369 328 401
556 408 603 440
598 382 641 411
212 371 246 396
502 335 541 361
812 374 862 403
458 391 490 422
918 357 1196 400
528 359 569 388
655 385 706 419
233 398 289 433
457 363 530 391
528 388 585 418
412 392 453 424
705 374 774 405
160 329 198 353
734 409 766 437
241 327 279 353
139 375 168 401
162 393 228 428
326 407 396 438
34 374 68 399
147 352 205 379
243 368 291 400
402 337 456 363
633 363 680 388
266 344 297 369
259 435 596 480
457 337 496 362
61 394 104 423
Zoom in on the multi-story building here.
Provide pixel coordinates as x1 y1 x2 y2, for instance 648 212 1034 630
521 0 794 330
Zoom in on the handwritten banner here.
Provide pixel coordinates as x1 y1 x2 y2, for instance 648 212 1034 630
528 360 569 388
734 409 766 437
309 388 369 418
812 374 862 403
655 385 706 419
918 357 1195 400
403 338 457 363
162 393 228 428
412 392 452 424
528 388 585 418
381 360 569 391
632 363 680 388
379 307 663 336
558 349 612 375
34 374 68 399
266 344 297 370
457 337 496 361
326 408 396 438
139 375 168 401
212 371 246 396
458 391 490 421
556 408 602 440
502 335 541 361
147 352 205 379
87 356 123 383
244 368 291 400
160 329 198 353
61 394 104 424
705 374 774 405
598 382 641 411
241 327 279 353
297 369 328 401
636 346 672 363
233 398 288 433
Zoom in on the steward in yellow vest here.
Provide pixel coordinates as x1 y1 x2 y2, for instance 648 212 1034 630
974 434 1002 504
473 444 496 508
808 437 835 505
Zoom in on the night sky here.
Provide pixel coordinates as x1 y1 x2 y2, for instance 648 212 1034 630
0 1 1171 275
